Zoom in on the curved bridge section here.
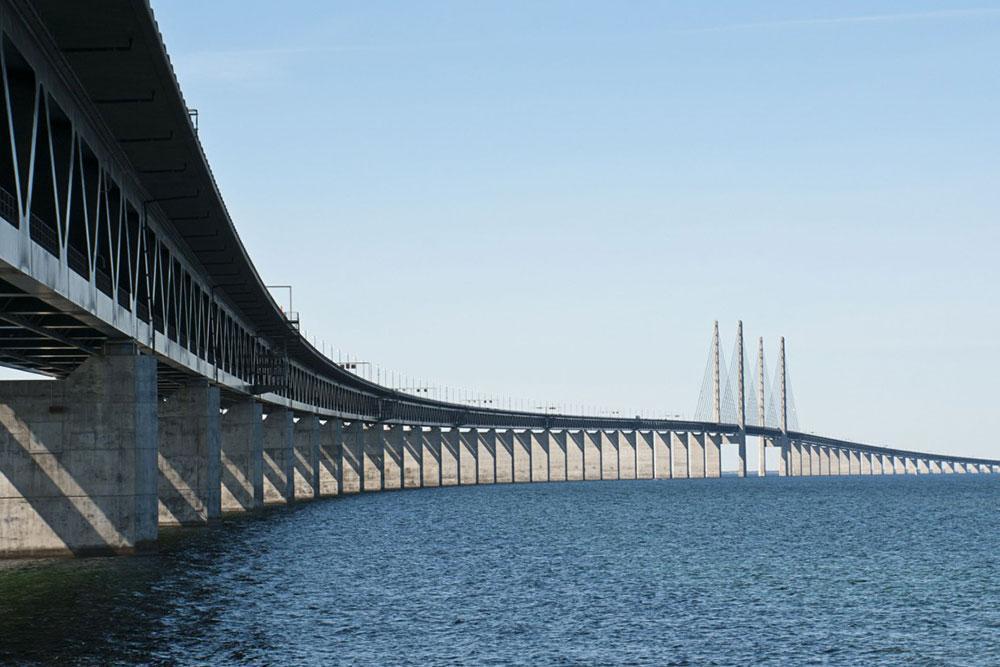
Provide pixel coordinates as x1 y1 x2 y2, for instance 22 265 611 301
0 1 996 558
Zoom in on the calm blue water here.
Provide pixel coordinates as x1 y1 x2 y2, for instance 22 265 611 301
2 476 1000 665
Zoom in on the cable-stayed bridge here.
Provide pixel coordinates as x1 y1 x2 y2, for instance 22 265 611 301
0 1 995 558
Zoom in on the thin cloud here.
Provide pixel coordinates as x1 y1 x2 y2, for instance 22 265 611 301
690 7 1000 33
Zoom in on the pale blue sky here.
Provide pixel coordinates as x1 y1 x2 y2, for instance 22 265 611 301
53 3 1000 458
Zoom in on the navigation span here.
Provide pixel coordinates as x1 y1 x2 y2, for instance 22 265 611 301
0 1 996 558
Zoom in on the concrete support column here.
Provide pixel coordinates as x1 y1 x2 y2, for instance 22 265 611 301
787 440 801 476
317 420 339 496
383 425 404 490
513 430 531 483
600 431 620 480
530 430 549 482
440 428 459 486
916 459 929 475
158 382 221 525
671 432 689 479
477 429 496 484
402 426 423 488
705 433 722 478
942 461 954 474
262 409 294 504
871 453 884 475
0 346 158 557
955 462 967 474
567 431 585 481
549 430 567 482
778 438 789 477
221 399 263 512
619 431 637 480
860 451 872 475
849 449 861 476
340 421 363 493
905 457 918 475
458 429 479 485
583 430 601 480
893 456 906 475
424 426 442 487
929 459 942 474
689 433 706 478
809 445 821 477
757 436 766 478
496 429 514 483
829 448 841 475
653 431 671 479
363 425 385 491
292 415 319 501
838 448 850 475
818 446 830 476
735 433 747 478
636 431 654 479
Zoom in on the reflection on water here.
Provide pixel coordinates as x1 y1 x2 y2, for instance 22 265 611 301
2 476 1000 665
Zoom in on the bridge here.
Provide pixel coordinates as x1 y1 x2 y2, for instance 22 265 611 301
0 1 996 558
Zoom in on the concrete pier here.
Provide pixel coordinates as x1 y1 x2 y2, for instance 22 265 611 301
905 457 918 475
341 421 363 493
653 431 671 479
705 433 722 478
809 445 821 477
459 429 479 485
262 409 294 504
513 430 531 482
549 430 567 482
778 439 788 477
861 451 872 475
477 429 496 484
929 459 942 474
567 431 585 481
423 427 442 487
636 431 654 479
158 381 221 525
221 399 263 512
893 456 906 475
689 433 706 478
403 426 423 488
838 449 850 476
440 428 459 486
317 420 339 496
292 415 319 501
671 432 688 479
530 430 549 482
819 446 830 476
601 431 620 480
383 425 404 490
793 441 804 476
0 347 158 557
496 429 514 483
363 425 384 490
619 431 637 480
849 450 861 475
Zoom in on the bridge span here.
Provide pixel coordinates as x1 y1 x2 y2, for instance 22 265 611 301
0 1 996 557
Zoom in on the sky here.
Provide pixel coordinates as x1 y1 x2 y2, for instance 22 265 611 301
27 2 1000 461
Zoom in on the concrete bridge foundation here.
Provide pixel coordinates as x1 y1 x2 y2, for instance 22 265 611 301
567 431 585 481
317 420 339 496
262 409 294 504
689 433 706 478
653 431 671 479
293 415 319 500
706 433 722 478
0 345 158 557
158 381 221 526
671 432 688 479
221 399 263 512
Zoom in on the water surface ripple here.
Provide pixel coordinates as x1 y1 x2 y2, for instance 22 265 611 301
2 476 999 665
